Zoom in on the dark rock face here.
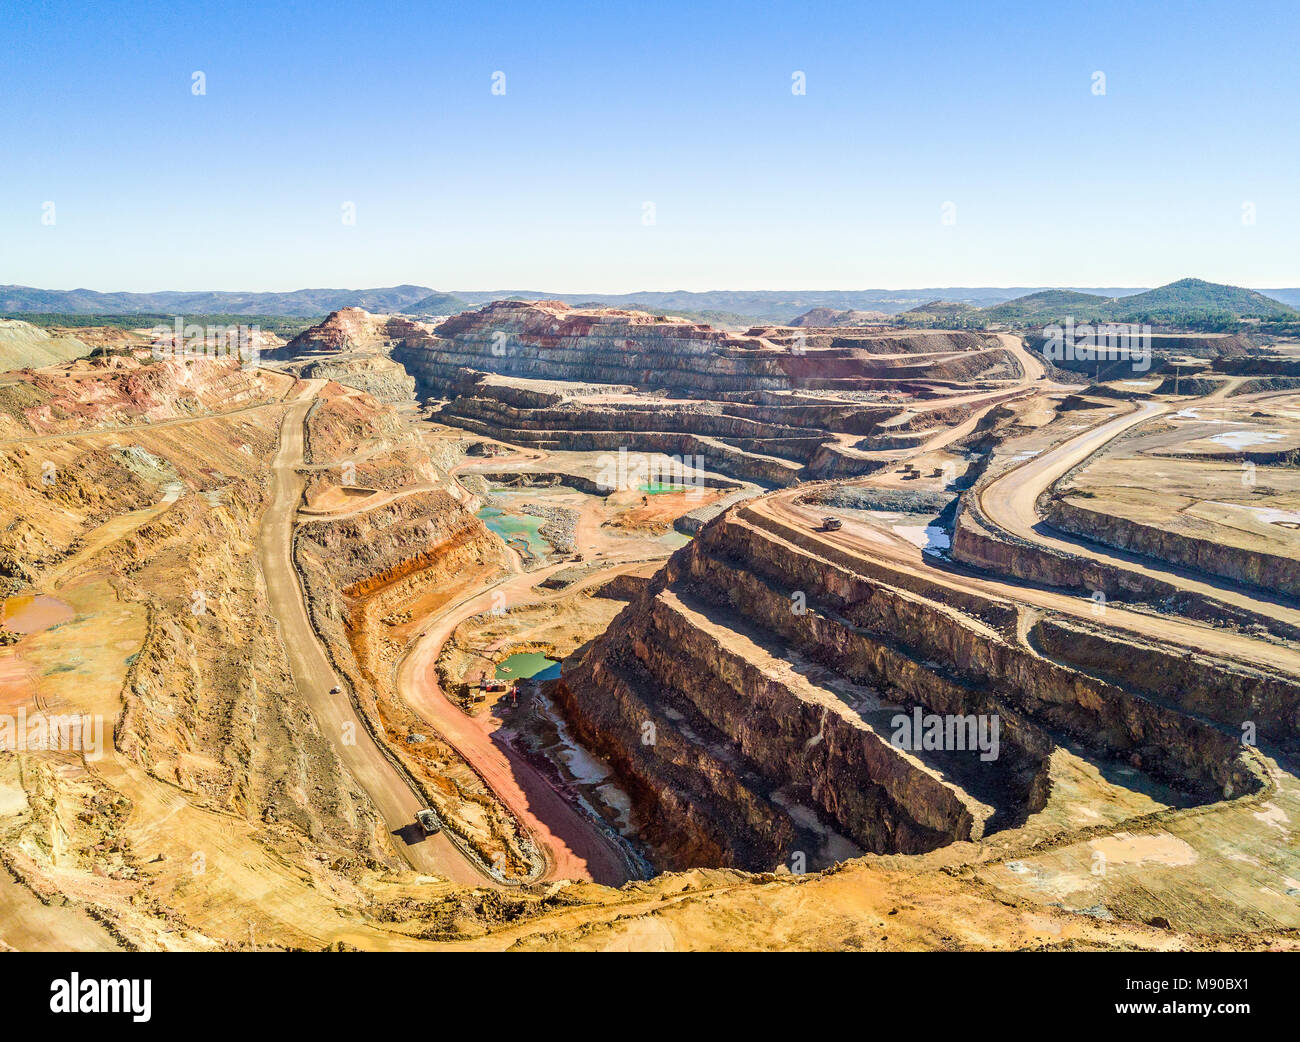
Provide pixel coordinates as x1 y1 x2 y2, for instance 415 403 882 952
556 506 1265 873
1048 496 1300 599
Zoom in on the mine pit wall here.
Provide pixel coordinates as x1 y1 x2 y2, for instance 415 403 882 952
291 490 540 877
475 470 739 497
778 511 1267 800
1047 496 1300 600
950 485 1300 643
558 506 1264 871
719 401 897 436
295 489 485 591
556 517 1053 871
672 534 1053 805
825 330 1004 355
1157 375 1300 396
441 403 829 466
680 518 1254 801
557 590 992 871
812 348 1020 384
804 444 904 479
1025 333 1255 365
953 493 1184 599
1033 616 1300 757
441 391 814 440
1213 356 1300 376
452 378 569 409
1152 446 1300 467
436 382 850 467
431 413 805 487
639 593 989 844
295 357 416 404
395 326 1013 399
554 652 785 869
858 429 933 450
393 340 793 395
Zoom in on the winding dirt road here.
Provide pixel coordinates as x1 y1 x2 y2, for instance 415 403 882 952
0 381 295 447
0 870 122 951
752 396 1300 677
257 382 484 883
978 395 1300 636
395 559 646 885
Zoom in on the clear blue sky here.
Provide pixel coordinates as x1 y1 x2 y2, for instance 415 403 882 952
3 0 1297 293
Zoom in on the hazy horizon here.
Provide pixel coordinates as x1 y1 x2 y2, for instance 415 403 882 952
6 280 1299 295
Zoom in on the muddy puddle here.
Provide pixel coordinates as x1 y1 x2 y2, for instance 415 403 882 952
1 594 74 635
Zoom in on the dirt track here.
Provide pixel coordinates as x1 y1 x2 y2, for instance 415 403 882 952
752 398 1300 677
0 869 121 951
978 395 1300 639
256 381 485 883
395 561 644 885
0 390 291 447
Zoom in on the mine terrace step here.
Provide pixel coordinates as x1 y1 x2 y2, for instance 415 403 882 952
650 585 1000 834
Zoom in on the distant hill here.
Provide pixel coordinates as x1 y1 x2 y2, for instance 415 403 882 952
903 300 979 315
979 290 1112 325
3 281 1296 328
446 288 1146 322
977 280 1298 328
408 291 472 316
894 300 980 326
0 284 438 317
1260 288 1300 308
586 302 755 326
1115 278 1296 322
0 312 317 338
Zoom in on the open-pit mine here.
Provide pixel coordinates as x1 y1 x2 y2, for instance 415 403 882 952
2 299 1299 952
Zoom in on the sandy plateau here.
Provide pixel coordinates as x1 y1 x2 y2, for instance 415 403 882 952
1 308 1299 950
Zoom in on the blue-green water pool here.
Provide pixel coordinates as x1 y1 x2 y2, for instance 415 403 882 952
495 651 561 682
476 506 551 558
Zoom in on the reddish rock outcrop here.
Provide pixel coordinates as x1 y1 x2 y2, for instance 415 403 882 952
395 300 1017 396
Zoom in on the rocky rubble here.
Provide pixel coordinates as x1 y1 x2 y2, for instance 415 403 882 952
0 355 285 439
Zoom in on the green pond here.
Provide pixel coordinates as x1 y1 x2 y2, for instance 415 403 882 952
639 482 688 494
476 506 550 558
495 652 561 682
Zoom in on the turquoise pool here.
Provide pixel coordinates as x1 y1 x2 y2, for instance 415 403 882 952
495 651 561 682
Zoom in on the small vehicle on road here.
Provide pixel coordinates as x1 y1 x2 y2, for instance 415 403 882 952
329 685 341 694
820 516 843 532
416 809 441 834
